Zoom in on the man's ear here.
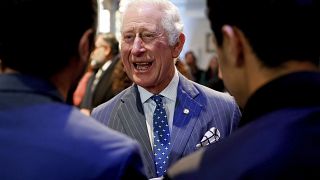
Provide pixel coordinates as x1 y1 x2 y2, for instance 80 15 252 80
172 33 185 58
221 25 245 67
79 29 94 63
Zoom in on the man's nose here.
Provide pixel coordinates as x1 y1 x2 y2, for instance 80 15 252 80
131 36 146 56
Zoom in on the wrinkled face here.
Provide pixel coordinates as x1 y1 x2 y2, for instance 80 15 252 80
121 4 177 94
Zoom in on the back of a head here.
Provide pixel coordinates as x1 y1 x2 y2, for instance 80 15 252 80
207 0 319 67
122 0 184 46
0 0 97 78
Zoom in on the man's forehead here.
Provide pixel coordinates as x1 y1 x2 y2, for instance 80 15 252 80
121 22 160 33
121 3 162 29
125 2 159 15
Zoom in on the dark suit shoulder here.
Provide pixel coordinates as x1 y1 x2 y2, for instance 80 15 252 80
167 107 320 180
0 101 145 179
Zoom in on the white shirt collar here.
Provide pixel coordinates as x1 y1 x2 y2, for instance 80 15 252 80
101 59 112 71
138 68 179 103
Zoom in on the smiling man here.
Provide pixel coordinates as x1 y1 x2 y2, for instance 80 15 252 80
91 0 241 178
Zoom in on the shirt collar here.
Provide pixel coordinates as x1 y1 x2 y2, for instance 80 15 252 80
101 60 112 71
138 68 179 103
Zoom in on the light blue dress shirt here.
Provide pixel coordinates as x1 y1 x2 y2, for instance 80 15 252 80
138 68 179 150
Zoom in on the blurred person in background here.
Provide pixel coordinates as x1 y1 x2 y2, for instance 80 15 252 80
184 50 205 84
175 58 193 80
204 54 225 92
110 60 134 95
75 32 120 115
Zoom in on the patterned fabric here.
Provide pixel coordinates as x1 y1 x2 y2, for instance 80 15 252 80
151 95 171 177
91 73 242 178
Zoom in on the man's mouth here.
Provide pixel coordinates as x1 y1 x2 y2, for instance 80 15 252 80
134 62 153 71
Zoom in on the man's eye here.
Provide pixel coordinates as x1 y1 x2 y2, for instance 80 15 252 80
123 34 135 42
142 33 154 38
141 33 156 42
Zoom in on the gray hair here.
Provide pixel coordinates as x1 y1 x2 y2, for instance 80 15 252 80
121 0 184 46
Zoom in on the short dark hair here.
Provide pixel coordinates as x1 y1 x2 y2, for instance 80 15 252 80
99 32 119 57
0 0 97 78
207 0 319 67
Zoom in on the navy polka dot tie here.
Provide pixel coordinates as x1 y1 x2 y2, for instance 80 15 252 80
151 95 171 177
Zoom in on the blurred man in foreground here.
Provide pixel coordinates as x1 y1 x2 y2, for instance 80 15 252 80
166 0 320 179
0 0 146 179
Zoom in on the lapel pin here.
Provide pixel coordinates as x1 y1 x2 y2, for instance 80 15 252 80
183 108 189 114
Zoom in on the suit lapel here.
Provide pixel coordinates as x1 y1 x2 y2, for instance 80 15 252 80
169 74 203 165
114 85 156 177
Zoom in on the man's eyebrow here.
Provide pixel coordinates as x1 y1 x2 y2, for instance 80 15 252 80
122 26 159 32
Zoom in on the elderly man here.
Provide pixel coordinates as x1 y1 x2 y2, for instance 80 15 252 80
92 0 241 178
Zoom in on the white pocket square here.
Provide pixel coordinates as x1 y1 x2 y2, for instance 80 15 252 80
196 127 220 148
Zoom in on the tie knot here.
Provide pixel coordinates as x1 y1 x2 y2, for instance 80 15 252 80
151 95 163 105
